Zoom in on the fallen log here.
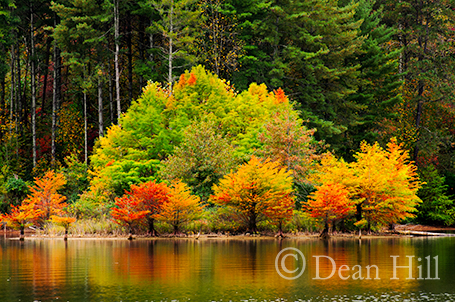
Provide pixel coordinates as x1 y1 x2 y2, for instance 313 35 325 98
396 230 455 237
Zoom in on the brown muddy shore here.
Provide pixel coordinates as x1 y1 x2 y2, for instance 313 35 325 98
4 224 454 240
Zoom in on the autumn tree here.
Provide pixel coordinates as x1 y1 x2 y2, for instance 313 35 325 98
126 181 170 236
51 215 76 240
156 180 204 235
111 194 150 235
211 156 294 234
195 0 244 78
24 170 68 225
90 66 290 199
307 182 354 236
257 104 324 206
1 200 43 240
311 139 422 231
160 119 239 201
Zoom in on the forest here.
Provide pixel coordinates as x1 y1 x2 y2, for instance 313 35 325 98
0 0 455 236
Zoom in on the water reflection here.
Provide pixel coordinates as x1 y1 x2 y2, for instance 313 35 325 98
0 237 454 301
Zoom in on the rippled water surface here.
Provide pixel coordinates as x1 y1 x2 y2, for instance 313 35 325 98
0 236 454 301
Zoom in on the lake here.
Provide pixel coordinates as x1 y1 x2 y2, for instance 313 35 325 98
1 236 454 301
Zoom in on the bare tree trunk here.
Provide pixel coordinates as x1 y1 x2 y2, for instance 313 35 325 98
9 43 14 125
41 37 52 111
127 12 133 105
16 41 22 137
138 17 146 91
98 74 104 137
0 77 4 111
108 63 114 124
84 90 88 163
114 0 121 123
30 4 36 168
168 5 173 95
52 17 61 165
149 19 154 63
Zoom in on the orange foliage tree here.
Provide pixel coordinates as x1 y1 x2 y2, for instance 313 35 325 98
24 170 68 225
211 156 294 234
1 200 43 239
51 215 77 238
111 194 150 234
156 181 204 235
307 183 354 233
311 138 422 230
126 181 170 236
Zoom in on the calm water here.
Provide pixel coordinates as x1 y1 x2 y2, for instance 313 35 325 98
1 236 455 301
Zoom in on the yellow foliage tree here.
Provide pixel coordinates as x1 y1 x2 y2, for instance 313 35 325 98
24 170 68 225
156 181 204 235
310 138 422 230
51 215 76 239
211 156 294 234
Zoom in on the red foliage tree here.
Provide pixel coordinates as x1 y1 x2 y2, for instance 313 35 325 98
308 182 354 234
1 200 43 240
111 195 150 235
126 181 170 236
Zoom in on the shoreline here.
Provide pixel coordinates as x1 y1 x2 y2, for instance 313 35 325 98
3 224 454 241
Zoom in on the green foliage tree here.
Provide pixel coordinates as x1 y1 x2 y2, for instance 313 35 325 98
57 153 89 203
339 0 403 158
160 119 239 201
379 0 455 162
51 0 111 160
90 65 291 199
257 104 324 207
230 0 364 150
416 165 455 226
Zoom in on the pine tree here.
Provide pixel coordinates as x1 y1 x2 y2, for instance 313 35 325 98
147 0 202 93
339 0 403 159
51 0 111 161
380 0 455 162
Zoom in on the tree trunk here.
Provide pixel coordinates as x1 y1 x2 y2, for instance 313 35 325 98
127 12 133 105
82 66 88 163
19 226 25 241
114 0 121 123
108 63 114 124
98 74 104 137
148 217 158 237
0 76 5 111
319 220 330 239
41 37 52 111
413 81 424 162
16 41 21 135
168 4 173 95
355 203 362 222
9 42 14 124
30 4 36 168
52 38 61 165
138 16 146 90
248 212 257 234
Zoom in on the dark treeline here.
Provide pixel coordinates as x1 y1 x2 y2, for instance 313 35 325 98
0 0 455 225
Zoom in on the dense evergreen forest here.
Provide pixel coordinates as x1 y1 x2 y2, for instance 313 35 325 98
1 0 455 234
